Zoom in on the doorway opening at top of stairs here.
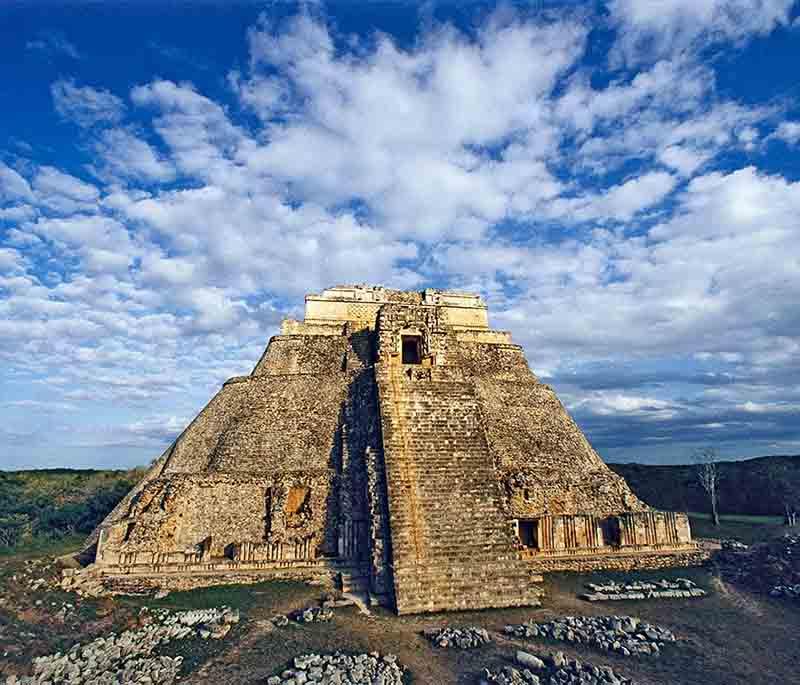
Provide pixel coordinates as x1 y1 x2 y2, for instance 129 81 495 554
401 335 422 364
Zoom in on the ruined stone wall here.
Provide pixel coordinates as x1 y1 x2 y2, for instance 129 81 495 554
526 548 709 573
206 376 347 474
252 335 348 376
93 333 353 573
474 374 647 518
341 367 393 599
96 468 338 565
447 340 530 378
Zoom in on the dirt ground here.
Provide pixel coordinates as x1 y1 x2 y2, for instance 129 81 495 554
2 552 800 685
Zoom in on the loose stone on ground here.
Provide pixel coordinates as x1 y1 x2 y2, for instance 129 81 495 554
264 652 404 685
4 606 240 685
424 626 492 648
480 650 634 685
504 615 676 656
289 606 334 623
580 577 706 602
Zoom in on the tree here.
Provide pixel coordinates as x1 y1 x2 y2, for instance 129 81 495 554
0 514 32 548
784 501 797 528
694 447 721 527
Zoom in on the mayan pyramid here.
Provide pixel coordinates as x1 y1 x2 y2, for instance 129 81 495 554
83 285 703 614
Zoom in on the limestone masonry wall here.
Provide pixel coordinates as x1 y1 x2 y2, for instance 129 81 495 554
85 285 703 613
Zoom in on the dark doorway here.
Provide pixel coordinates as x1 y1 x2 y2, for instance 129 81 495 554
401 335 422 364
601 517 621 546
518 519 538 549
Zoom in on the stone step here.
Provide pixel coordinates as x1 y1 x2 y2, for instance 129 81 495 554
395 591 542 616
378 374 542 615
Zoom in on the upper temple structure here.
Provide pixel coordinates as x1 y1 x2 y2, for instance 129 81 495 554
82 285 704 614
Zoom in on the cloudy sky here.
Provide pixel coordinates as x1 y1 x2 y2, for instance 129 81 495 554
1 1 799 470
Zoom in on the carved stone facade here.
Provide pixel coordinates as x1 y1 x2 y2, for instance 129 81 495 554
85 285 704 613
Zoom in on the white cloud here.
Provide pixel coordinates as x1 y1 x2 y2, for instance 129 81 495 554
26 32 81 59
91 128 175 183
546 171 677 222
240 13 586 240
32 166 100 214
659 145 711 176
773 120 800 145
0 162 33 202
609 0 795 63
51 80 126 128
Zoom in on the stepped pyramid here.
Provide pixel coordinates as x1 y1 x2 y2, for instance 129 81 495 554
84 286 703 613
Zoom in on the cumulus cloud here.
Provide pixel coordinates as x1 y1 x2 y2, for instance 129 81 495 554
0 162 33 202
91 128 175 183
546 171 678 222
609 0 795 64
52 80 126 128
2 7 799 467
772 120 800 145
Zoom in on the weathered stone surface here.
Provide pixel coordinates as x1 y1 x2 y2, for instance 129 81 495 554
5 606 238 684
481 651 633 685
504 615 676 657
580 577 706 601
80 285 702 614
424 626 491 648
718 534 800 599
265 652 404 685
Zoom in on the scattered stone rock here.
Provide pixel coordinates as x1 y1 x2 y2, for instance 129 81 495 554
718 534 800 599
503 615 675 657
290 606 334 624
5 606 239 684
515 651 545 670
265 652 404 684
580 577 706 601
480 651 633 685
769 584 800 600
424 626 491 648
721 539 749 552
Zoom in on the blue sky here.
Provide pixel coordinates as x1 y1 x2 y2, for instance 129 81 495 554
2 0 800 470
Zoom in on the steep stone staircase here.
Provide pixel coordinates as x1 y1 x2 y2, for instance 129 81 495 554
377 366 543 614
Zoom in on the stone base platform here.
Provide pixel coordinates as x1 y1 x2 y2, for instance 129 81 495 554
62 559 369 597
524 545 709 574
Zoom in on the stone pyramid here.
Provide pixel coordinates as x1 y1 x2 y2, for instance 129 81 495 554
83 286 703 614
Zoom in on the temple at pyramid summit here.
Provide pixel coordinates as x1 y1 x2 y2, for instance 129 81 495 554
80 285 705 614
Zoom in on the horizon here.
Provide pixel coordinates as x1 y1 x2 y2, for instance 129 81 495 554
2 0 800 469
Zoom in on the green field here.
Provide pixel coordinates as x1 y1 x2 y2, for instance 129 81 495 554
0 468 143 554
688 513 788 544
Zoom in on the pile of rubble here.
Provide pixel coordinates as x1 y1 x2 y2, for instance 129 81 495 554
504 615 675 657
424 626 491 648
580 578 706 602
718 534 800 598
288 606 334 624
4 606 240 684
769 584 800 600
6 559 60 596
480 650 634 685
265 652 404 685
721 539 749 552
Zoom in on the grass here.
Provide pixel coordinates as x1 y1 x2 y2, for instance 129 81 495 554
0 534 86 559
688 513 790 545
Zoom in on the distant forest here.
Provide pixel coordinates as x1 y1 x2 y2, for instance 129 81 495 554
610 455 800 517
0 468 143 551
